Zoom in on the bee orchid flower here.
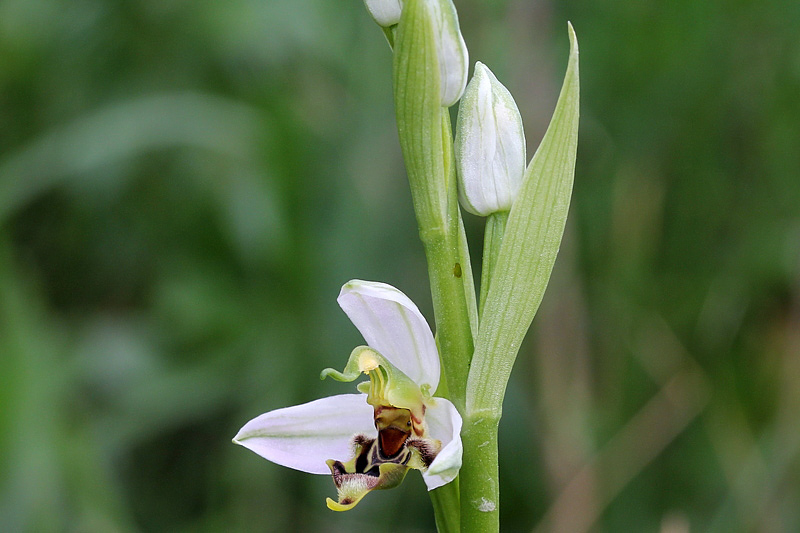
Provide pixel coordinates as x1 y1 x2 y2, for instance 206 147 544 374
233 280 463 511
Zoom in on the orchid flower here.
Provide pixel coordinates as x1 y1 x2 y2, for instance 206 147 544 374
233 280 463 511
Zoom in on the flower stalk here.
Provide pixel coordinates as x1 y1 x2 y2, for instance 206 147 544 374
233 2 579 530
460 24 580 531
479 211 507 313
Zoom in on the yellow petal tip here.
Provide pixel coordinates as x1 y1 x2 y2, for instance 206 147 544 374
326 497 359 512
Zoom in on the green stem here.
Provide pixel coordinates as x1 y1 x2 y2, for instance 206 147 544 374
478 212 508 315
421 169 474 411
424 236 470 408
457 213 507 533
459 414 500 532
419 115 472 533
392 0 475 408
430 476 461 533
391 1 477 528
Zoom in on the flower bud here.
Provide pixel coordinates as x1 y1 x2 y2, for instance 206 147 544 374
426 0 468 106
363 0 403 27
455 62 526 215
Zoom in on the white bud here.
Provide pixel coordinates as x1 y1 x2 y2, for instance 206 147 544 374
426 0 469 106
455 62 526 216
363 0 403 27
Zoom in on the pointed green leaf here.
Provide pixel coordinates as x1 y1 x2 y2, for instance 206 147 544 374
466 23 580 415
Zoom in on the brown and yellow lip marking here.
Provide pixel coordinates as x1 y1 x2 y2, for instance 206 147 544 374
374 406 412 457
379 427 410 457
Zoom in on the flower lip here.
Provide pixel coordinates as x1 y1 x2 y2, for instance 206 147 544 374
375 406 413 456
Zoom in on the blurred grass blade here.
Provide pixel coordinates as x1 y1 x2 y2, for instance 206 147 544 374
467 23 580 414
0 93 262 222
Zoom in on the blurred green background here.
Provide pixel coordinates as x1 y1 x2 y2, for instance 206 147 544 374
1 0 798 531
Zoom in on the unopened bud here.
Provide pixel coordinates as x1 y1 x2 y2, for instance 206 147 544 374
455 62 526 216
426 0 468 106
364 0 403 27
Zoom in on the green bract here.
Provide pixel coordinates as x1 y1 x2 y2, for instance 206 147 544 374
458 24 580 531
467 23 580 415
394 0 467 232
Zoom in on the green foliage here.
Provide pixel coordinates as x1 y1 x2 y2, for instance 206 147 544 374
467 23 579 417
1 0 799 531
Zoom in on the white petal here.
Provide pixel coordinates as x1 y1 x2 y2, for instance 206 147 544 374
233 394 376 475
338 280 439 391
422 397 463 490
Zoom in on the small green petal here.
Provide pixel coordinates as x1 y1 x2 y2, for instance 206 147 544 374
319 346 366 383
321 346 426 417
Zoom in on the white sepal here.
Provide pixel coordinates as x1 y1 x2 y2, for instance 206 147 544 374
233 394 376 475
455 62 526 216
337 280 440 392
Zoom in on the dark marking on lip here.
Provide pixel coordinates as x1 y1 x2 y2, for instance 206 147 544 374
379 427 410 457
